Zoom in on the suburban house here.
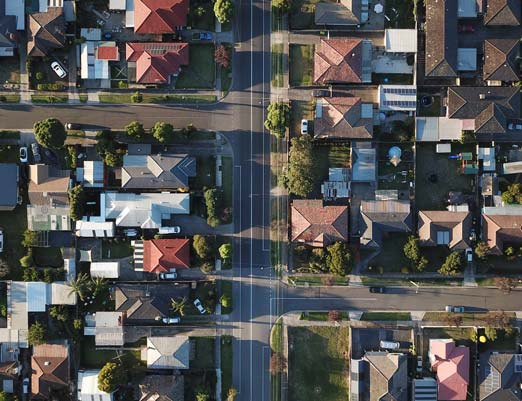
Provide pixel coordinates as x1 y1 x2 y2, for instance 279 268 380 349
133 238 190 273
142 336 190 370
139 374 183 401
83 311 126 347
0 164 18 211
0 0 18 57
90 262 121 279
418 210 472 250
479 352 522 401
0 0 24 33
27 164 71 232
429 339 469 401
291 199 349 247
350 352 408 401
78 160 105 188
122 152 196 190
80 28 119 88
27 7 65 57
483 39 520 85
133 0 189 34
78 370 114 401
351 147 376 182
31 343 70 399
359 199 412 248
126 42 189 84
314 38 372 84
314 96 373 139
114 283 189 324
314 0 368 26
378 85 417 112
484 0 520 26
482 206 522 255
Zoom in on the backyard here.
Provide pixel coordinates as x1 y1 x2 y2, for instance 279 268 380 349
385 0 415 28
415 143 475 210
32 247 64 267
289 0 335 29
289 44 314 87
101 239 134 259
288 326 350 401
188 0 215 30
80 337 144 370
421 327 475 358
176 44 216 89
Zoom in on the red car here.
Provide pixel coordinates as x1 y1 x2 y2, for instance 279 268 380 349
458 24 475 33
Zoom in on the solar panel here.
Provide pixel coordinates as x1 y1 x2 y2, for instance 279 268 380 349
383 87 416 95
515 355 522 372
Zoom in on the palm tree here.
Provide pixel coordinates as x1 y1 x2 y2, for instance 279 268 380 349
171 297 188 317
68 272 90 301
90 276 108 297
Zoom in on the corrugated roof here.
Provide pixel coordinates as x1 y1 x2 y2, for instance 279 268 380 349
90 262 120 278
26 282 47 312
78 370 113 401
385 29 417 53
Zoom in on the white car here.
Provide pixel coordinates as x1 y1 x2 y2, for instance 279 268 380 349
162 317 180 324
300 119 308 134
158 226 181 234
445 305 465 313
465 248 473 263
19 147 28 163
50 61 67 79
159 270 178 280
23 378 29 394
193 298 206 314
0 229 3 253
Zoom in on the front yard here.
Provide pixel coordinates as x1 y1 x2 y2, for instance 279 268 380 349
289 44 314 87
176 44 216 89
290 100 314 137
98 93 217 104
191 337 215 369
288 326 350 401
188 0 215 30
271 44 284 88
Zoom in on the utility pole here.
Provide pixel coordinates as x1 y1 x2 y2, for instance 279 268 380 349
409 280 420 294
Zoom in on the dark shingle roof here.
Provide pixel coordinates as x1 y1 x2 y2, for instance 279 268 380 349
479 353 521 401
27 7 66 57
484 39 520 82
446 87 520 134
485 0 521 25
425 0 458 77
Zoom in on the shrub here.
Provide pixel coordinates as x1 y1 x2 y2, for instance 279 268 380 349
98 362 125 393
20 253 34 268
28 322 46 345
68 185 85 221
131 91 143 103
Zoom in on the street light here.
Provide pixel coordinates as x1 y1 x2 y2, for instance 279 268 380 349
409 280 419 294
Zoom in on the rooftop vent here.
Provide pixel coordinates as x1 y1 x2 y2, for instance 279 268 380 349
479 94 486 100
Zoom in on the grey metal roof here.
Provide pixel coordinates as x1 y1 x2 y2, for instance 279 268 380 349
0 164 18 208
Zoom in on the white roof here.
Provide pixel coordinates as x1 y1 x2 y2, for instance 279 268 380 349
436 143 452 153
90 262 120 279
6 0 25 30
416 117 463 142
81 43 110 80
125 0 135 27
80 28 102 41
503 161 522 175
26 282 47 312
457 48 477 71
109 0 126 9
378 85 417 111
352 148 376 182
478 147 496 172
63 258 76 282
84 161 104 187
9 282 28 330
458 0 477 17
384 29 417 53
76 220 115 237
50 282 77 305
78 370 114 401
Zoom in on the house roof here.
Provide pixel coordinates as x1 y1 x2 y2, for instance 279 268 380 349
78 370 113 401
122 154 196 189
291 199 348 247
134 0 188 33
364 352 408 401
31 343 69 398
446 87 520 134
482 213 522 255
96 45 119 61
479 353 522 401
430 340 469 401
314 39 368 84
483 39 520 82
143 239 190 273
126 42 189 84
146 337 190 369
314 96 373 139
418 210 472 250
139 374 183 401
425 0 458 77
0 164 18 208
360 200 412 248
114 283 189 323
27 7 66 57
485 0 521 25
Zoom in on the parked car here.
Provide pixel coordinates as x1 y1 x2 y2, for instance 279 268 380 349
158 226 181 234
469 228 476 242
300 119 308 135
458 24 475 32
0 229 4 253
123 228 139 237
50 61 67 79
192 32 213 40
31 143 41 163
65 123 81 130
23 378 29 394
162 317 180 324
380 340 400 350
44 148 58 164
19 147 28 163
445 305 465 313
465 248 473 263
369 286 385 293
193 298 206 314
159 270 178 280
312 89 330 97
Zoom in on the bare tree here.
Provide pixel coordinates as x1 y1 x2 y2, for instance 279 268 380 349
269 353 287 374
494 277 517 294
214 45 231 69
328 310 341 322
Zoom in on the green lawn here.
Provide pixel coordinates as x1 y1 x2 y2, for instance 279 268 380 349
271 44 284 88
192 155 216 190
0 59 20 83
421 327 474 357
271 318 283 401
361 312 411 321
188 0 215 30
288 326 350 401
289 275 349 286
220 279 233 314
0 202 27 280
0 131 20 140
314 144 351 181
31 94 68 103
191 337 215 369
290 100 314 137
385 0 415 28
290 0 332 29
221 335 233 397
289 44 314 87
80 337 145 369
361 276 463 286
422 312 516 325
101 240 134 259
79 94 88 103
99 93 217 104
176 44 216 89
222 156 233 208
299 311 349 321
367 233 410 273
417 95 441 117
0 94 20 103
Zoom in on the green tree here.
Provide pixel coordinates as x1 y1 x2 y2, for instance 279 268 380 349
68 184 85 221
0 259 9 279
73 318 83 331
220 293 231 308
28 322 46 345
49 305 68 322
309 248 325 272
95 130 115 158
325 242 352 276
264 102 290 138
196 390 210 401
204 188 222 227
438 252 462 276
219 243 232 260
287 135 315 197
214 0 233 23
226 387 238 401
193 235 214 261
501 184 522 205
171 297 188 316
272 0 291 11
151 122 174 143
474 241 490 260
43 268 54 283
22 267 40 281
124 121 145 139
215 45 231 68
417 256 428 272
20 253 34 268
98 362 126 393
33 118 67 149
403 236 420 264
485 326 498 341
22 230 38 248
105 151 123 167
90 277 108 297
131 91 143 103
68 272 90 301
460 130 476 144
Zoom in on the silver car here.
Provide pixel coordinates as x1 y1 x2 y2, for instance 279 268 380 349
51 61 67 79
193 298 207 314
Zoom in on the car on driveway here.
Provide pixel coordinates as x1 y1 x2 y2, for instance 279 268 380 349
65 123 81 130
192 32 213 40
44 148 58 164
19 147 28 163
23 378 29 394
31 143 41 163
369 286 385 293
51 61 67 78
458 24 475 32
465 248 473 263
193 298 206 314
159 270 178 280
312 89 331 97
158 226 181 234
0 229 4 253
445 305 465 313
300 119 308 134
162 317 180 324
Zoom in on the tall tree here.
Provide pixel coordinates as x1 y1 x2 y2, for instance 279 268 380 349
34 118 66 149
474 241 490 260
215 45 231 68
68 272 90 301
68 185 85 221
264 102 290 138
214 0 233 23
124 121 145 139
28 322 46 345
193 235 214 261
98 362 126 393
151 122 174 143
438 252 462 276
325 242 352 276
171 297 188 316
219 243 232 260
287 135 315 197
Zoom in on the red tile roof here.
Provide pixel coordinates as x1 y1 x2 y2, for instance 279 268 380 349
96 46 119 60
314 38 364 84
430 340 469 400
143 239 190 273
291 200 348 247
31 344 69 399
126 42 189 84
134 0 189 34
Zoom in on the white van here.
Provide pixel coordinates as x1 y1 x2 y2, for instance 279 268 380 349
380 340 400 350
